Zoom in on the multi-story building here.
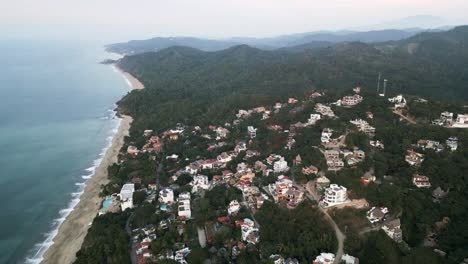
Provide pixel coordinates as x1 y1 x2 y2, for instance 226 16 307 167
178 192 191 219
247 126 257 138
273 158 289 173
341 94 363 107
322 184 348 207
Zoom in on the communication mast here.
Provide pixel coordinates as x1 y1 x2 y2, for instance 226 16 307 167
379 79 388 97
376 73 381 94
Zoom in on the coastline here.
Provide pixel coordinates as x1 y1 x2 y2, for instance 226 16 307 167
40 65 143 264
112 64 145 90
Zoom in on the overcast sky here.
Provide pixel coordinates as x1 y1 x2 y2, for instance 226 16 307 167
1 0 467 42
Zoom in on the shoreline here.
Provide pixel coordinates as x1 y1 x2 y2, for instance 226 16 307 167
40 64 143 264
112 64 145 90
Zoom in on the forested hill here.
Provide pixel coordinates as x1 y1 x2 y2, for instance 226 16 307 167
117 26 468 133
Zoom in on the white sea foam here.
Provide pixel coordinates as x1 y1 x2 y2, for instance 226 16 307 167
24 110 123 264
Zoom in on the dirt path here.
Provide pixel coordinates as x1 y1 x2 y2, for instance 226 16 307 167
393 109 416 124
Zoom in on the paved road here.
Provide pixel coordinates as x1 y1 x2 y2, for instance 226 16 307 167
297 181 345 264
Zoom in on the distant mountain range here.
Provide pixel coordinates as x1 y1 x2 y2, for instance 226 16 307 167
106 27 449 55
117 26 468 107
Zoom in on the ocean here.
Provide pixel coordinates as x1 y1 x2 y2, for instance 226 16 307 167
0 39 130 263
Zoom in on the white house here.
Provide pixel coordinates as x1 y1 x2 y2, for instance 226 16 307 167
453 114 468 127
388 94 407 108
273 158 289 173
228 200 241 215
240 218 260 244
313 253 335 264
342 254 359 264
322 184 348 207
159 188 174 204
247 126 257 138
191 175 210 193
307 114 321 125
446 137 458 151
321 128 334 143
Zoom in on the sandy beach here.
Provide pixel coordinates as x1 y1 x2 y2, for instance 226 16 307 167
41 67 143 264
113 64 145 90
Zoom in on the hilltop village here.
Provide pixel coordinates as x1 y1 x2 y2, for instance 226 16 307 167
76 87 468 264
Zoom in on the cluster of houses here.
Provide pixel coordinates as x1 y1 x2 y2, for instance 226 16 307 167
315 103 335 117
433 111 468 128
366 207 403 243
349 119 376 137
268 175 305 208
340 94 363 107
133 224 158 263
119 88 468 263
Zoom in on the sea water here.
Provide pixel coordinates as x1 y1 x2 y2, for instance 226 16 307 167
0 39 130 263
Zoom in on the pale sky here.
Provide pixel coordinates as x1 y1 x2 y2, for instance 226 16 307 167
1 0 467 42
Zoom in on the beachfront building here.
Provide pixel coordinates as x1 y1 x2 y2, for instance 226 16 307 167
321 184 348 208
119 183 135 211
